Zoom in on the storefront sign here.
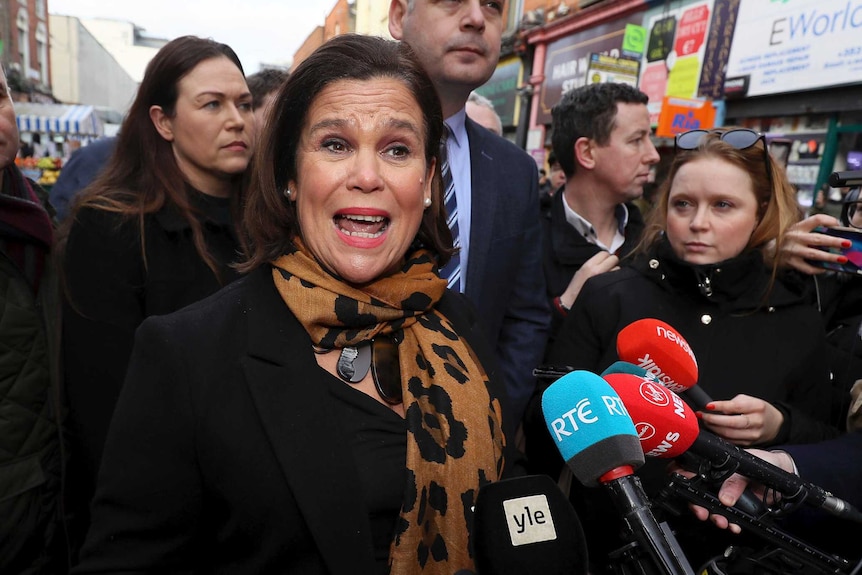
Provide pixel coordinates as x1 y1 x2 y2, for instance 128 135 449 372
586 54 640 86
622 24 647 59
538 12 644 125
638 0 716 126
698 0 741 100
655 96 716 138
725 0 862 97
475 58 522 128
675 4 709 56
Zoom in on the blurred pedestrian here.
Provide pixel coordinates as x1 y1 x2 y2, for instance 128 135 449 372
0 64 69 575
246 67 288 133
49 137 117 221
465 90 502 136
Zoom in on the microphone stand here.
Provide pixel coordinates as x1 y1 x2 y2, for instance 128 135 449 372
601 467 694 575
659 472 855 574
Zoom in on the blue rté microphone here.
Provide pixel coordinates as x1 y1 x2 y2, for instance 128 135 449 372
541 370 643 487
541 371 694 575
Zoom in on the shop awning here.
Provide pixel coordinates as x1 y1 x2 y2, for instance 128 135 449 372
14 102 103 136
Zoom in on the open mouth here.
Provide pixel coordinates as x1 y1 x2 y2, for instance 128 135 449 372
335 214 390 239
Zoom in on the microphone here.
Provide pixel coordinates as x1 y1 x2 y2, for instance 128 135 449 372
615 318 713 410
473 475 589 575
603 372 862 524
602 364 767 517
542 371 694 575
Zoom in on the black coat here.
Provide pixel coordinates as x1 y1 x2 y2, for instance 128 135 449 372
548 239 840 446
524 240 843 572
541 189 645 355
73 266 512 574
61 198 243 551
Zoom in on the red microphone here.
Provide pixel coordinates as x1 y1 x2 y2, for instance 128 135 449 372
616 318 713 410
603 372 862 523
602 372 698 458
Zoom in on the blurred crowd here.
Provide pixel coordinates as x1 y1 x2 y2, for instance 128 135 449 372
2 1 860 574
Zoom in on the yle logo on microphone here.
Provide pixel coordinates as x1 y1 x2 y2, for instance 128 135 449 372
503 494 558 546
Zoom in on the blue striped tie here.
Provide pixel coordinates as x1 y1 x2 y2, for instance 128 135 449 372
439 130 461 291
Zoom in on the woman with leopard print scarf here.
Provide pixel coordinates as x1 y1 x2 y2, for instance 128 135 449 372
76 35 514 575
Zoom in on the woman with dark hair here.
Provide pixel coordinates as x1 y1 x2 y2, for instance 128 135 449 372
59 35 253 555
73 35 510 575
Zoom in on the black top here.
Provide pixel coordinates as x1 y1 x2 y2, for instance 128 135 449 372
73 268 517 575
325 373 406 573
540 189 645 357
62 189 243 553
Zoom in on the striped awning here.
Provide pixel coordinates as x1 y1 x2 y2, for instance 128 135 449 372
14 102 103 136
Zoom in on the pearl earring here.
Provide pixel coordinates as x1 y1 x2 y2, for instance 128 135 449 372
283 188 292 199
423 197 432 208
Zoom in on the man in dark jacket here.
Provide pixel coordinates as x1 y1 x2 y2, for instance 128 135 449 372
541 83 659 352
0 65 68 574
49 136 116 221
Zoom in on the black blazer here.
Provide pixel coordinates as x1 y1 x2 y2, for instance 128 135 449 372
74 266 509 574
462 118 551 434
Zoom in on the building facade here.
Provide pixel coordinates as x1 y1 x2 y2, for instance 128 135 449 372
0 0 52 102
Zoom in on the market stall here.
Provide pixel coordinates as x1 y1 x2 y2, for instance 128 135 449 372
14 102 104 187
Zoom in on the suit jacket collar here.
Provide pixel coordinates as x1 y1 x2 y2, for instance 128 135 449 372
240 266 377 575
465 117 500 299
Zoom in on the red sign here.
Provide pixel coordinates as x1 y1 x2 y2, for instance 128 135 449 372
674 5 709 57
639 64 668 105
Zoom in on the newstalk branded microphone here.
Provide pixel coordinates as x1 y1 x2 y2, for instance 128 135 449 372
616 318 713 410
473 475 589 575
603 372 862 524
541 371 694 575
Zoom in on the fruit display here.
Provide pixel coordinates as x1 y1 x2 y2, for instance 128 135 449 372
39 168 60 186
15 156 63 187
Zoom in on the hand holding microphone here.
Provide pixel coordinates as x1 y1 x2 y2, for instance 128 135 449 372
615 318 783 446
683 448 797 534
601 371 862 524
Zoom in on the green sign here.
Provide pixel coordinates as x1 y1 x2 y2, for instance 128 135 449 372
622 24 646 56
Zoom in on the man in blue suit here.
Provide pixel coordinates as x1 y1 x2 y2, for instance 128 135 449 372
389 0 550 440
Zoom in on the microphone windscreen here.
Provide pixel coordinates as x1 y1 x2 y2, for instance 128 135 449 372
474 475 589 575
603 372 699 458
616 318 698 394
601 361 651 379
541 370 644 486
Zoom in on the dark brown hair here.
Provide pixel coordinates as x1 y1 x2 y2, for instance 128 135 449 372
240 34 452 272
61 35 247 278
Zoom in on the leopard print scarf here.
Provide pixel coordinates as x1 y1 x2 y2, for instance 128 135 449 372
271 239 505 574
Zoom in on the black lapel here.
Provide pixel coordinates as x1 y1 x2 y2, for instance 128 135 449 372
240 267 377 574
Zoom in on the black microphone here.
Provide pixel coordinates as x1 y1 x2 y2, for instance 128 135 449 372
541 371 695 575
611 374 862 524
689 430 862 524
473 475 589 575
